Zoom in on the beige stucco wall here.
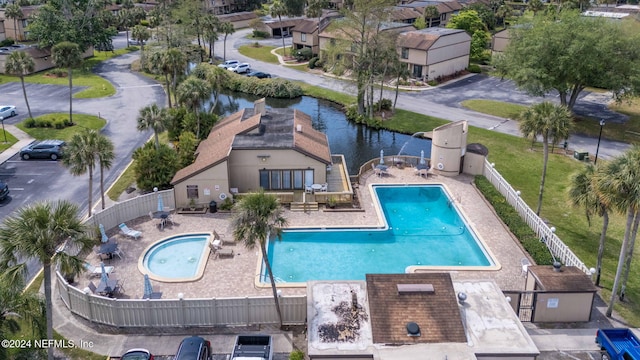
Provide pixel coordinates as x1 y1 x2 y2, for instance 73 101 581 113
0 46 93 74
402 48 427 66
491 29 510 53
428 39 470 64
533 292 594 323
462 152 485 176
426 55 469 80
228 149 327 192
173 162 230 208
430 121 468 176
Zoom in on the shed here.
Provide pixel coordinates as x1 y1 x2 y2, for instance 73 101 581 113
525 265 598 322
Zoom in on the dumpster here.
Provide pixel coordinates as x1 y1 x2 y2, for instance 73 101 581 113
209 200 217 213
574 151 588 161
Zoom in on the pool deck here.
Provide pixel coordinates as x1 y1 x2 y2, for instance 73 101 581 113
80 166 530 300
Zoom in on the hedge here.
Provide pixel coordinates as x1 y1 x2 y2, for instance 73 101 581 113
224 76 303 99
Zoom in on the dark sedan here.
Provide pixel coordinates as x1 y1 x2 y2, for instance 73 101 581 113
247 71 272 79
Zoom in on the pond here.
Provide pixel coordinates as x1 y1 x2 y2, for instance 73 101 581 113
212 92 432 175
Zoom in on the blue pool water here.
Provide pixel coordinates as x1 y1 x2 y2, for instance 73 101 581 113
143 234 210 279
266 185 492 282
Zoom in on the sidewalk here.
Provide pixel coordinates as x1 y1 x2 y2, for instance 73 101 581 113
0 124 34 164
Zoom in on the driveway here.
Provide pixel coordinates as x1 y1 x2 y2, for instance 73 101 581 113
217 28 631 161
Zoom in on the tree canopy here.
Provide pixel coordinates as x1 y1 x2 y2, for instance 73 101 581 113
495 10 640 110
27 0 116 51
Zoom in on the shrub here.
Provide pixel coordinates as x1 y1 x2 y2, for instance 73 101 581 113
47 68 67 78
474 176 554 265
289 350 305 360
132 142 180 192
219 197 234 211
0 38 15 47
309 56 319 69
468 64 481 73
222 74 303 99
252 41 261 48
252 30 270 38
375 98 392 111
295 48 313 61
53 120 66 129
23 118 36 128
35 119 52 128
140 19 149 27
427 80 438 86
315 59 324 69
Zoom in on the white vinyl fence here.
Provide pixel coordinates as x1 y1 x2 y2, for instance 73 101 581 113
57 272 307 327
483 160 590 273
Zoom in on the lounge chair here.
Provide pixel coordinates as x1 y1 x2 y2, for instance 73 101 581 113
83 263 115 278
119 223 142 240
321 183 328 192
210 239 234 258
305 185 313 194
112 248 125 260
87 281 98 294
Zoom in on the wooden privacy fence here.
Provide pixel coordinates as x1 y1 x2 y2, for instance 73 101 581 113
57 272 307 327
482 160 590 274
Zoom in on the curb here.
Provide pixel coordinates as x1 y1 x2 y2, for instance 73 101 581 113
0 124 35 165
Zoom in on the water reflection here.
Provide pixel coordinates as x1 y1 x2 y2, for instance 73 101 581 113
211 91 432 175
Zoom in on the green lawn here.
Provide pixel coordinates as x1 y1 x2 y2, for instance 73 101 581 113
0 48 135 99
461 99 527 120
461 97 640 144
16 113 107 141
0 130 19 152
237 45 279 64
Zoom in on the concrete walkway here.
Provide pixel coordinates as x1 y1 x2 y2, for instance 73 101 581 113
0 124 34 164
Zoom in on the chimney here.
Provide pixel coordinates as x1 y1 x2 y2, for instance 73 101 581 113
254 98 266 116
296 124 302 132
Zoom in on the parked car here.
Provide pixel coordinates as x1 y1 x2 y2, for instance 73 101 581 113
174 336 211 360
247 71 272 79
0 180 9 202
218 60 239 69
120 348 154 360
19 139 66 160
229 63 251 74
0 105 16 119
128 39 145 46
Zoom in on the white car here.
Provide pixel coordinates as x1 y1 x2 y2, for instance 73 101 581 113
0 105 16 119
217 60 239 69
229 63 251 74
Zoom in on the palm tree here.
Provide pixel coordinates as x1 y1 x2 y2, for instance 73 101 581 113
163 48 187 107
203 14 220 60
177 77 211 139
52 42 83 125
0 278 45 360
219 21 235 61
423 6 439 28
0 200 92 360
4 51 35 120
132 24 151 52
150 50 173 108
4 4 23 41
203 66 229 112
95 134 115 211
231 190 288 328
596 147 640 317
137 103 169 149
519 101 573 215
62 129 99 217
568 164 610 286
270 0 288 57
119 9 136 46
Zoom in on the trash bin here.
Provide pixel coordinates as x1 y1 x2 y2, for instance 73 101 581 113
209 200 217 213
573 151 589 161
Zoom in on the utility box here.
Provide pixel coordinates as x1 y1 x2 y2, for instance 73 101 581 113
574 151 588 161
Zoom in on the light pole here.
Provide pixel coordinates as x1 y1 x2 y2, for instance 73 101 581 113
0 116 6 144
594 119 605 165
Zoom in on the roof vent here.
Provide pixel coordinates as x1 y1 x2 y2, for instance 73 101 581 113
254 98 266 116
458 292 467 305
296 124 302 132
406 322 421 337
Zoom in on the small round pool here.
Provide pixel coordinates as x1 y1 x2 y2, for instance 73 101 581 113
139 232 212 282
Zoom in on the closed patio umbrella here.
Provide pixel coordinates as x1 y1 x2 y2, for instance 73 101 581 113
143 274 153 298
420 150 425 165
99 224 109 243
157 194 164 212
380 149 384 165
100 262 109 285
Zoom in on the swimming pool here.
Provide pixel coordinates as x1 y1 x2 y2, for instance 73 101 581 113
264 185 496 283
139 233 212 282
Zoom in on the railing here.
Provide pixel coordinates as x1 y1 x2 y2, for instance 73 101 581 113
482 160 590 274
56 272 307 327
356 156 423 184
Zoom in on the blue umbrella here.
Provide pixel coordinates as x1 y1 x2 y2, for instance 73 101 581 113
143 274 153 298
157 194 164 212
100 262 109 285
99 224 109 243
